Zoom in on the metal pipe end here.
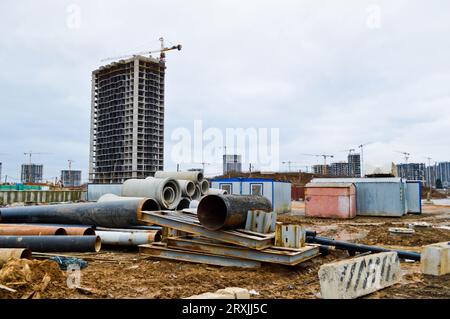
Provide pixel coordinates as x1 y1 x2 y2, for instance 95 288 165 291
197 194 228 230
137 198 161 220
83 228 96 236
55 228 67 236
94 236 102 252
21 248 33 260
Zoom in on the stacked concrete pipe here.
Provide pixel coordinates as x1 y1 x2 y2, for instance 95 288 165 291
200 180 210 195
177 180 196 197
207 188 228 195
191 184 202 201
154 171 203 183
121 177 181 210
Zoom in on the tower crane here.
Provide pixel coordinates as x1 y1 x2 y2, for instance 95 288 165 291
301 154 334 175
101 37 182 63
396 151 411 164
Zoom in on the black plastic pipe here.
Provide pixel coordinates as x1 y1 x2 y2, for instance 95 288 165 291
0 235 101 252
0 198 160 228
306 235 421 261
197 194 273 230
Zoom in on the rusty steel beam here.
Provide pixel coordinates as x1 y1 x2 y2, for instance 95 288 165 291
197 194 272 230
0 224 67 236
0 198 160 228
0 248 32 266
0 235 101 252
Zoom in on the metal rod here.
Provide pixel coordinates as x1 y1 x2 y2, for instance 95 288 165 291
0 198 159 228
306 235 421 261
197 194 273 230
0 235 101 252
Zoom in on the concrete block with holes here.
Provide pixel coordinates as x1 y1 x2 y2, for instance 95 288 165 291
318 252 401 299
274 222 305 248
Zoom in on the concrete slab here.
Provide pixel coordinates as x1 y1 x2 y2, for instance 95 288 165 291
421 242 450 276
318 252 402 299
216 287 250 299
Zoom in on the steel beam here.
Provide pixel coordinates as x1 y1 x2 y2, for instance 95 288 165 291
139 243 261 268
140 210 274 250
166 237 321 266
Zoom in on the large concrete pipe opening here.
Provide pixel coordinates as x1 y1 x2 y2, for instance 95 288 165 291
192 184 201 201
197 194 273 230
200 180 210 194
176 197 191 210
163 187 175 203
178 180 195 197
138 198 161 216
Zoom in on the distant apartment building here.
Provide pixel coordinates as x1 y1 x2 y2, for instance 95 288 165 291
436 162 450 188
89 55 166 184
61 170 82 187
313 164 331 176
425 165 436 187
396 163 425 181
331 162 349 177
347 153 361 177
0 162 2 181
21 164 43 183
223 155 242 175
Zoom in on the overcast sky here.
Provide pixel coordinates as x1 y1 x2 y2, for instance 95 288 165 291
0 0 449 182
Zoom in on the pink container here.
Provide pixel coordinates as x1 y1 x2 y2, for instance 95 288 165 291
305 183 356 219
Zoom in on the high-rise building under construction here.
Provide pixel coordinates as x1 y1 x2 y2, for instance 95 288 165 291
89 56 166 183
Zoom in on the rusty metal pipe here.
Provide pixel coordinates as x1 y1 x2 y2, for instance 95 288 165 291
63 227 96 236
96 230 161 246
0 236 101 252
0 198 159 228
0 224 67 236
197 194 273 230
0 248 32 266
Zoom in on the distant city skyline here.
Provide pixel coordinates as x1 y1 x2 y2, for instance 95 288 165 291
1 1 449 181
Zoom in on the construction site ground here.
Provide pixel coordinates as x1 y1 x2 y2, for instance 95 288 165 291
0 201 449 299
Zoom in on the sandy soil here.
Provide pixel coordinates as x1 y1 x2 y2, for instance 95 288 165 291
0 202 449 299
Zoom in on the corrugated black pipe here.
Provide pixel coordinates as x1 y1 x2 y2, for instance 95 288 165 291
0 235 101 252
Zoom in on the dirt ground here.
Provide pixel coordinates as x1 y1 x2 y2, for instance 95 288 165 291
0 201 449 299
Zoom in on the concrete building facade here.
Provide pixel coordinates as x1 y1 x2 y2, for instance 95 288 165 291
21 164 43 183
348 153 361 177
223 154 242 175
396 163 425 181
89 55 165 183
331 162 349 177
313 164 331 176
61 170 82 187
436 162 450 188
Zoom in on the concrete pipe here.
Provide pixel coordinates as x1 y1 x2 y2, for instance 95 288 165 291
207 188 228 195
0 224 67 236
0 236 101 252
0 199 158 228
63 227 96 236
95 226 162 232
200 180 210 195
192 184 202 201
122 177 181 210
189 200 199 209
154 171 203 183
197 194 272 230
0 248 32 267
178 180 196 197
176 197 191 210
97 193 158 205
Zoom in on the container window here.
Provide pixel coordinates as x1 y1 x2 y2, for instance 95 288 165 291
220 183 232 194
251 183 263 196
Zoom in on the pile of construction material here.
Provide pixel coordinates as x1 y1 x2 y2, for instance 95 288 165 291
137 194 322 268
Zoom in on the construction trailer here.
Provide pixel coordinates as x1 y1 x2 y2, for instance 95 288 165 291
210 177 292 214
405 180 422 214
